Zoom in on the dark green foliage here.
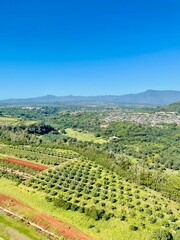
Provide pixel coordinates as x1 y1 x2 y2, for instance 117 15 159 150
152 229 173 240
162 221 170 228
129 225 138 231
85 207 105 221
149 217 157 224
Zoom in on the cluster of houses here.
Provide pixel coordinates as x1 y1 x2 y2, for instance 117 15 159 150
104 111 180 126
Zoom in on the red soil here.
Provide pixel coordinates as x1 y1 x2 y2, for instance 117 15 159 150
4 157 48 171
0 194 94 240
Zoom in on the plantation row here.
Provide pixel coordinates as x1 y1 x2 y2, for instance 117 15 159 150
0 169 24 182
0 159 37 175
8 145 80 159
0 145 78 166
25 160 180 232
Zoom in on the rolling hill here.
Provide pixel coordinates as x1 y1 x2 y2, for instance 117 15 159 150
0 90 180 105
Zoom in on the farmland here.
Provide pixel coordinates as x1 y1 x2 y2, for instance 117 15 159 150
0 144 79 166
65 128 108 144
0 104 179 240
26 160 179 232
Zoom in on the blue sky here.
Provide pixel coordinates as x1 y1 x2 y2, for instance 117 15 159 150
0 0 180 99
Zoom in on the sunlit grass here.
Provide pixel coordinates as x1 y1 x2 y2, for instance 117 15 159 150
65 128 108 144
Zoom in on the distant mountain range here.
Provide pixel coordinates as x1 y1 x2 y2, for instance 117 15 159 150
1 90 180 105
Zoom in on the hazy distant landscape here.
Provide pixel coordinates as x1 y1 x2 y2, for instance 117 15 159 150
1 90 180 105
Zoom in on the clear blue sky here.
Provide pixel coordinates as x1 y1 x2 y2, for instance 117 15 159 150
0 0 180 99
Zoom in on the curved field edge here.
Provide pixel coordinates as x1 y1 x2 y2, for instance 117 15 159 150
0 178 164 240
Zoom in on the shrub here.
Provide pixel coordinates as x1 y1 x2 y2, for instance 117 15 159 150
152 229 173 240
135 194 140 199
149 217 157 224
129 225 138 231
146 209 153 215
169 215 177 222
138 207 144 212
157 213 164 218
119 215 126 221
93 199 99 204
154 206 161 211
85 207 105 221
79 206 85 213
45 195 52 202
111 206 116 210
162 221 170 228
172 224 180 231
93 192 100 197
129 211 136 217
140 223 146 229
76 192 82 198
166 209 173 215
128 204 134 209
71 204 79 211
103 213 112 221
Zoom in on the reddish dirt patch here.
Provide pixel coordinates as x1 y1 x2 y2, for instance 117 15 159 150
4 157 48 171
0 194 94 240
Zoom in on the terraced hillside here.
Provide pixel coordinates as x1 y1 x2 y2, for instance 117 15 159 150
25 160 180 233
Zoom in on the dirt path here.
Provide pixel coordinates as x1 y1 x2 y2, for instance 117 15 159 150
4 157 49 171
0 194 94 240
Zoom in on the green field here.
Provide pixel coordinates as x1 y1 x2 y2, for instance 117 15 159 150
65 128 108 144
0 117 19 126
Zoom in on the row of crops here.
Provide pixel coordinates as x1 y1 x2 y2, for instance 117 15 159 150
25 160 180 232
0 145 79 166
0 160 37 175
0 158 39 182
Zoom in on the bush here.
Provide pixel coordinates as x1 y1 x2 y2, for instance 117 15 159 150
146 209 153 215
129 211 136 217
162 221 170 228
169 215 177 222
79 206 85 213
128 204 134 209
129 225 138 231
157 213 164 218
140 223 146 229
85 207 105 220
71 204 79 211
149 217 156 224
45 195 52 202
152 229 173 240
172 224 179 231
